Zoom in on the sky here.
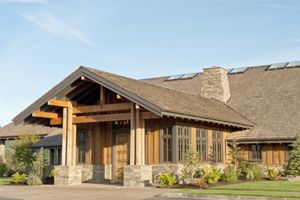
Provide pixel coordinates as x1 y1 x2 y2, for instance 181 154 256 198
1 0 300 126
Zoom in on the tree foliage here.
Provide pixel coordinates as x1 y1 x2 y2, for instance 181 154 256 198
228 140 243 167
285 133 300 176
181 145 202 180
6 135 38 173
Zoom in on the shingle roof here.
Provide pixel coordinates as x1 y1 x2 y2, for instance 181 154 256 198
32 132 61 148
0 122 61 139
13 67 254 129
85 67 254 128
144 65 300 141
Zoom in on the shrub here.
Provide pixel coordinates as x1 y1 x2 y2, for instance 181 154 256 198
50 169 55 177
26 173 43 186
285 133 300 176
239 161 262 180
221 165 239 183
197 178 208 189
228 140 243 167
159 173 177 186
0 163 8 177
203 167 221 184
31 148 46 179
181 145 201 182
11 172 27 184
266 167 280 181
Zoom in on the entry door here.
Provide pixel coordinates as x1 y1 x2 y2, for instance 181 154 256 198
114 133 129 182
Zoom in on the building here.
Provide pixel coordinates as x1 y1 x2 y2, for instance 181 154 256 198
10 62 300 186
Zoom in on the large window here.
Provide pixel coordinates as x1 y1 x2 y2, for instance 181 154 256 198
77 130 87 164
196 128 208 162
177 126 191 162
212 131 223 163
249 144 262 161
160 127 172 162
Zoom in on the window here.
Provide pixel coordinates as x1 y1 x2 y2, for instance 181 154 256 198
77 130 87 164
212 131 223 163
196 128 208 162
177 126 191 162
160 127 172 162
249 144 262 161
50 148 61 165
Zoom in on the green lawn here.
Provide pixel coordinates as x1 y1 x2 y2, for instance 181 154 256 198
0 177 12 185
181 181 300 198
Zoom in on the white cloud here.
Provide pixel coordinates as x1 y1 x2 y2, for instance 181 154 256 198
25 14 94 46
0 0 48 4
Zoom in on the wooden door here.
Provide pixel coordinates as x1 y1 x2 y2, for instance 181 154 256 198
114 133 129 182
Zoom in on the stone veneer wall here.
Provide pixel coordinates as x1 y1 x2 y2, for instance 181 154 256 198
123 164 183 187
55 164 112 185
201 67 230 102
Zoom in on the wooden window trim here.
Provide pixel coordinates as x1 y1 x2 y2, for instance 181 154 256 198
212 131 223 163
196 128 208 162
248 144 262 162
159 126 173 163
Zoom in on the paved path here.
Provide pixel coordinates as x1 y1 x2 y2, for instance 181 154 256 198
0 184 190 200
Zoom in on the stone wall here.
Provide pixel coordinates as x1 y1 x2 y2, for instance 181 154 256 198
55 164 112 185
201 67 230 102
123 165 152 187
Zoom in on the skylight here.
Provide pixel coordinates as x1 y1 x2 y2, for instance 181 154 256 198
268 62 288 70
286 61 300 68
167 74 184 80
181 73 198 79
229 67 248 74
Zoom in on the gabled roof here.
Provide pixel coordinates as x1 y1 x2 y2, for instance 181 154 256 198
32 131 61 148
0 122 61 140
144 64 300 141
13 66 254 129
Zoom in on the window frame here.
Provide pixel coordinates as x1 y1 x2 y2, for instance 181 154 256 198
159 126 173 163
212 130 223 163
196 128 208 162
77 129 87 164
248 144 262 162
175 126 192 163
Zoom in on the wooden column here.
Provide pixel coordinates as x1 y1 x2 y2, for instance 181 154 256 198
135 105 145 165
66 105 75 166
130 103 136 165
61 108 68 166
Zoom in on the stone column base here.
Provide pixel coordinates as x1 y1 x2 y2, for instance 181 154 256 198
54 166 82 185
123 165 152 187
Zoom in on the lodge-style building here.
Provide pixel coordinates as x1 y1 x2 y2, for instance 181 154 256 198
2 61 300 186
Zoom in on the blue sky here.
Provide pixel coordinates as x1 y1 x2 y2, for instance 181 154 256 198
1 0 300 126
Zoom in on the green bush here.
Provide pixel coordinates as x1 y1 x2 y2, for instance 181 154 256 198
11 172 27 184
266 167 280 181
181 146 201 180
50 169 55 177
203 167 221 184
239 161 262 181
221 165 239 183
159 173 177 186
285 133 300 176
26 173 43 186
0 163 8 177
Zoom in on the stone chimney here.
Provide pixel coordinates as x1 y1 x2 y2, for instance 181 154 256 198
200 67 231 102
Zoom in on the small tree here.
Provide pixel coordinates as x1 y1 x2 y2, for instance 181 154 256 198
285 133 300 176
181 145 201 182
27 148 46 186
6 135 38 173
228 140 243 168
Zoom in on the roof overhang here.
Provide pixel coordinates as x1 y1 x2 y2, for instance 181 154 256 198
226 137 295 144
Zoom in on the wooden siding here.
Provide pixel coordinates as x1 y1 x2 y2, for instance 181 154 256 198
240 143 287 165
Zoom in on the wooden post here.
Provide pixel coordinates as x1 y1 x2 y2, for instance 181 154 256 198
66 105 74 166
61 108 68 166
130 103 136 165
100 86 105 106
135 105 145 165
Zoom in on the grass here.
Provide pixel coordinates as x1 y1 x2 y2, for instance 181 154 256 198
180 181 300 198
0 177 12 185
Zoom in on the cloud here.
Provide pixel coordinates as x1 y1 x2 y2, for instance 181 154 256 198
0 0 48 4
25 14 94 46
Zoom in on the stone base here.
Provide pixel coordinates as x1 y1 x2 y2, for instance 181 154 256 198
55 166 82 185
123 165 152 187
55 164 112 185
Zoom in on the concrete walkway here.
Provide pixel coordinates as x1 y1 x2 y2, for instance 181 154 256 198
0 184 176 200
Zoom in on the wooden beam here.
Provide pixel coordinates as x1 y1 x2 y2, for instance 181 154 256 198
48 99 70 107
50 111 159 125
130 103 136 165
73 113 131 124
100 85 105 106
73 103 131 114
32 111 59 119
61 108 67 166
